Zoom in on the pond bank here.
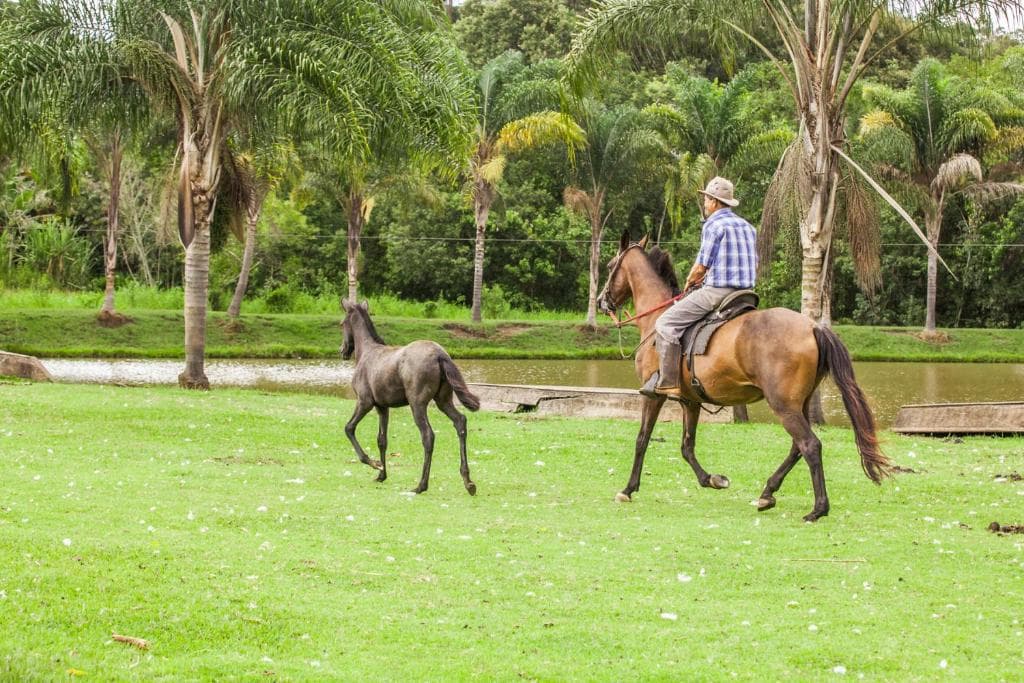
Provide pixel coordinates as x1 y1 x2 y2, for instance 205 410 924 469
2 308 1023 362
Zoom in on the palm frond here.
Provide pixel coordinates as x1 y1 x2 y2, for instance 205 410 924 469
959 181 1024 204
760 139 812 276
497 111 585 155
840 171 881 294
475 154 507 186
932 153 983 193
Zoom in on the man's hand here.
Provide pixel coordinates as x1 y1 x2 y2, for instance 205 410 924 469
685 263 708 290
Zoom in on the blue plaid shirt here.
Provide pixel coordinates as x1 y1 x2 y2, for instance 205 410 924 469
695 208 757 288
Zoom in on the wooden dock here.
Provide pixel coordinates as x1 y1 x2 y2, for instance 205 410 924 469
892 401 1024 435
466 383 733 423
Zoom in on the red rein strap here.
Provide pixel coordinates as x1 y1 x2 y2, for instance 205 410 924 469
607 291 686 328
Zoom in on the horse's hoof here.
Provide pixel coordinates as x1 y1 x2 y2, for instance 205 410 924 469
757 496 776 511
370 459 384 471
614 492 632 503
465 482 477 496
411 486 427 495
803 509 828 523
709 474 730 489
375 473 387 483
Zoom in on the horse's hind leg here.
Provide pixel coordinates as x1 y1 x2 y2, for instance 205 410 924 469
770 401 828 522
680 402 730 490
410 403 435 495
436 391 476 496
374 407 389 483
618 396 665 502
757 399 811 512
345 398 382 472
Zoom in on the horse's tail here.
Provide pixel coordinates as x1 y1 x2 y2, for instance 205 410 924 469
813 326 891 484
438 354 480 411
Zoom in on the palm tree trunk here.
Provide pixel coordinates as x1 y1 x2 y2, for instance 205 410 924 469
100 133 123 316
586 210 604 328
178 190 213 390
227 196 263 318
346 190 365 304
470 191 491 324
799 122 841 424
924 214 940 333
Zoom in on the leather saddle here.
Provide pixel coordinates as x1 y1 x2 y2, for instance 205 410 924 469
677 289 759 404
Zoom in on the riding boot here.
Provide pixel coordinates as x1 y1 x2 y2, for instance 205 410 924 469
639 336 683 399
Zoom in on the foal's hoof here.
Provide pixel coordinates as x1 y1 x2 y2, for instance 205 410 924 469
756 496 776 511
370 459 384 471
465 482 477 496
375 472 387 483
708 474 730 489
614 492 632 503
411 485 427 495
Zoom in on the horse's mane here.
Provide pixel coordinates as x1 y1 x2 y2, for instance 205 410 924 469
647 246 681 296
354 306 386 344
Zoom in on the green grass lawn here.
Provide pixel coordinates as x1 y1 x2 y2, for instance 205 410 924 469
3 307 1024 362
2 382 1023 680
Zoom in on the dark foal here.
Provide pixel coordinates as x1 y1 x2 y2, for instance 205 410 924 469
596 231 891 521
340 300 480 495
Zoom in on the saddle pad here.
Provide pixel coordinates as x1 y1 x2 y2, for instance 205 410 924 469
679 291 759 357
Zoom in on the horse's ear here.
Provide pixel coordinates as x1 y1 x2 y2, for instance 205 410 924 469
359 299 369 311
619 229 630 252
638 233 650 250
341 299 350 311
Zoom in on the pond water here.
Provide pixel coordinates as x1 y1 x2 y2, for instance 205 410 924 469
41 357 1024 429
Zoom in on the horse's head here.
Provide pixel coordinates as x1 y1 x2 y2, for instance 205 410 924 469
339 299 370 360
596 230 649 315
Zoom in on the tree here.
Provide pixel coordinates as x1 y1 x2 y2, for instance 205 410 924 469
469 52 583 322
221 139 300 319
859 58 1024 332
2 0 473 388
567 0 1018 326
562 101 667 326
643 63 793 232
454 0 579 67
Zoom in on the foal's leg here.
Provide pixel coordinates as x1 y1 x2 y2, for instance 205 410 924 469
410 402 435 494
617 395 665 502
436 392 476 496
374 406 389 483
770 402 828 522
345 398 382 471
680 402 730 490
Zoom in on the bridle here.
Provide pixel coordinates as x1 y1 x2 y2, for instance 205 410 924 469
601 243 695 358
602 244 690 329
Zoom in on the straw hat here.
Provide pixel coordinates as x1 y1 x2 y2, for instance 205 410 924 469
698 176 739 207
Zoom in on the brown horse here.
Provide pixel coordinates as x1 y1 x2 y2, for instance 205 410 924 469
596 232 890 521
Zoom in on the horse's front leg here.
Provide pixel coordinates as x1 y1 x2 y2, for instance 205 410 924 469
681 402 730 489
616 395 665 502
344 398 382 472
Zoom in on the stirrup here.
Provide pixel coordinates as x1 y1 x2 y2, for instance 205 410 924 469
639 372 660 398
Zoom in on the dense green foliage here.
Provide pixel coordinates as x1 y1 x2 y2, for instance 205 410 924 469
0 2 1021 327
3 382 1024 679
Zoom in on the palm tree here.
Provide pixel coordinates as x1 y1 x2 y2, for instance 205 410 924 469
1 0 473 388
561 101 667 327
567 0 1019 326
469 52 583 322
644 64 793 231
223 140 298 319
859 59 1024 333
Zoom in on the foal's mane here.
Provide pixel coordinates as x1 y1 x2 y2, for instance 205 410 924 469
646 245 681 296
352 306 386 344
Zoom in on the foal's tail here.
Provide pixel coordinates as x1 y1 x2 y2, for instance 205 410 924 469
813 326 892 484
439 354 480 411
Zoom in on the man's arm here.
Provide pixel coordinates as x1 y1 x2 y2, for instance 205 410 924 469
684 262 708 290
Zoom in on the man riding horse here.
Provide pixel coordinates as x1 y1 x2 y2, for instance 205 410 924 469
641 176 758 399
